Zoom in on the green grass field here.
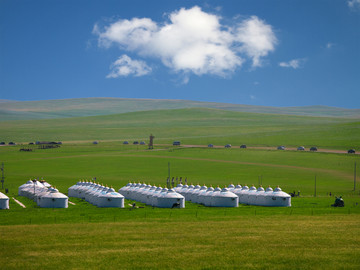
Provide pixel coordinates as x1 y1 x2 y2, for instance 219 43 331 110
0 108 360 269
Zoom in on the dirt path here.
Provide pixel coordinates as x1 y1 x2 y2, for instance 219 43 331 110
163 144 358 155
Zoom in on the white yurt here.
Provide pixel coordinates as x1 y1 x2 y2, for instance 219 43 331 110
201 186 215 206
178 184 189 196
68 181 81 197
251 186 265 206
210 187 238 207
96 188 125 208
232 184 242 195
0 192 9 209
244 185 257 205
183 184 194 201
38 187 68 208
118 182 132 196
267 186 291 207
227 183 235 191
237 185 249 204
187 184 201 202
192 185 207 204
174 183 183 193
149 186 163 206
143 185 157 205
18 179 33 196
260 186 274 206
86 184 102 204
92 186 109 206
156 188 185 208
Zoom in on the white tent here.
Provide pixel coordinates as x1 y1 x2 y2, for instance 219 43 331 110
97 188 124 208
192 185 207 204
244 186 257 205
237 185 249 204
174 183 183 193
183 184 194 201
251 186 265 206
227 184 235 191
187 184 201 202
68 181 81 197
0 192 9 209
212 187 238 207
201 186 215 206
18 179 33 196
149 186 163 206
38 187 68 208
118 182 132 196
267 186 291 207
156 188 185 208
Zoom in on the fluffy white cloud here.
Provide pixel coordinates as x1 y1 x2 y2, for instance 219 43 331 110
235 16 277 67
94 6 277 80
279 58 306 69
106 55 152 78
348 0 360 9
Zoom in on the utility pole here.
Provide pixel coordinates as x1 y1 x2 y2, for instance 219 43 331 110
1 162 4 189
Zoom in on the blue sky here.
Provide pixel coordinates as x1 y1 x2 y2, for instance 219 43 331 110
0 0 359 108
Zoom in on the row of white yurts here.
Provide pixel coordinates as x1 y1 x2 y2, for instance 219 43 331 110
174 184 239 207
68 180 124 208
118 182 185 208
0 191 9 209
18 179 68 208
227 184 291 207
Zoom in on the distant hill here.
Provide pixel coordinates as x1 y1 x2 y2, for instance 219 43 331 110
0 97 359 121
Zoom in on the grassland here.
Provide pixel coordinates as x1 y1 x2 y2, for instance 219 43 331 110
0 107 359 269
1 108 359 150
1 97 360 120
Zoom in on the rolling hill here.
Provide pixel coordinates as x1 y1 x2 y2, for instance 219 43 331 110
1 97 359 121
1 107 359 150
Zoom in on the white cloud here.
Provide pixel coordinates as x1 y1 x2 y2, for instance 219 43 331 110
94 6 277 80
279 58 306 69
348 0 360 9
234 16 277 67
106 55 152 78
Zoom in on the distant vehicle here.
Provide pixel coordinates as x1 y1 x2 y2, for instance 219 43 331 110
57 142 62 145
93 141 98 144
348 149 356 154
140 141 146 145
0 142 5 145
29 142 34 145
297 146 305 151
225 144 232 148
208 144 214 148
310 147 318 152
240 145 247 149
8 142 16 145
173 141 181 146
133 141 139 145
123 141 129 145
277 146 285 150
